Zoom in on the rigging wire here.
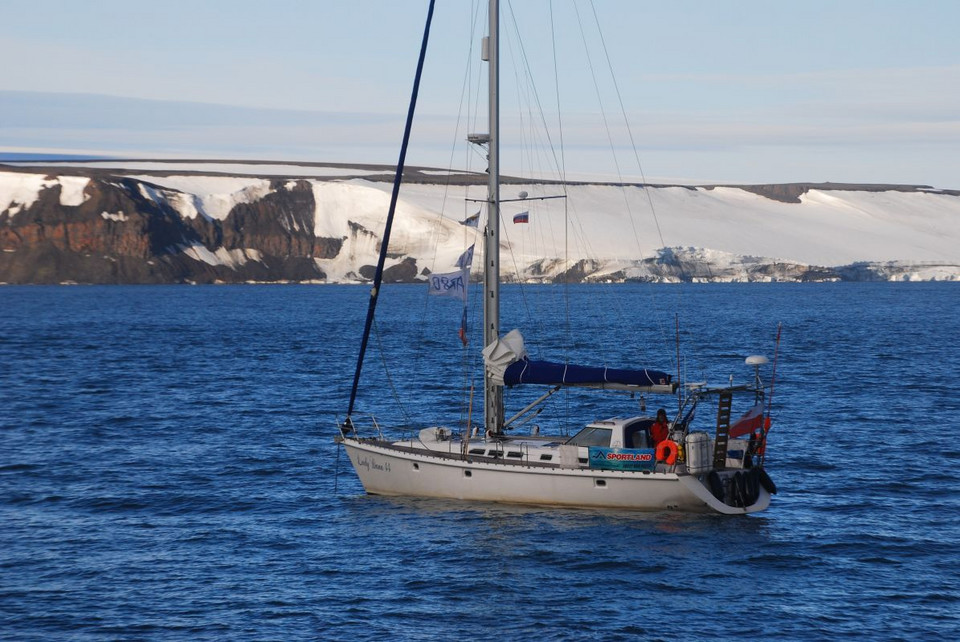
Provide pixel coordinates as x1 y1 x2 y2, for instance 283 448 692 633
409 0 485 427
497 2 551 357
363 1 476 431
345 0 436 423
571 1 642 244
501 0 669 382
501 8 577 254
587 0 680 363
550 0 573 432
374 318 410 425
497 209 542 361
549 0 571 349
458 0 489 429
574 0 678 370
364 0 489 431
457 0 494 428
503 3 565 178
504 57 565 298
587 0 666 251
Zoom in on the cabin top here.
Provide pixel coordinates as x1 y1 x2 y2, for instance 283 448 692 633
569 416 660 450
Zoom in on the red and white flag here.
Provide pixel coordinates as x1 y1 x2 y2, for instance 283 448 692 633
729 403 765 438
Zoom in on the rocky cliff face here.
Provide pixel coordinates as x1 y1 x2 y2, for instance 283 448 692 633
0 174 345 284
2 165 958 284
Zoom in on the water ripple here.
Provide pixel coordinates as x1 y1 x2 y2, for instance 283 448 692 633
2 284 959 640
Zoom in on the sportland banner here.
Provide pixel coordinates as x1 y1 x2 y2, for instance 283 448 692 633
588 447 656 471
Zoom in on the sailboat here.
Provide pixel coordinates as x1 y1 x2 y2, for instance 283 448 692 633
336 0 778 514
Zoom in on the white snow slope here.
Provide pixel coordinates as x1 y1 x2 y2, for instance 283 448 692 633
2 166 959 282
0 172 90 214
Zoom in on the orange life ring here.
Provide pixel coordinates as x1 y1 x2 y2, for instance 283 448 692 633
655 439 679 465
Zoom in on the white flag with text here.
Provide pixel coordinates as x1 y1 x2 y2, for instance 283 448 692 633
427 268 468 301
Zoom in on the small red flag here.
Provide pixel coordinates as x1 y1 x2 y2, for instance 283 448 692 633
458 307 468 346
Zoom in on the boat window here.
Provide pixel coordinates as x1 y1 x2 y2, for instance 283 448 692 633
624 420 654 449
488 450 502 458
507 451 522 458
539 454 553 461
468 448 486 455
566 426 613 448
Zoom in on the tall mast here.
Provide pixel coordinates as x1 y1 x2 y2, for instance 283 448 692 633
483 0 503 435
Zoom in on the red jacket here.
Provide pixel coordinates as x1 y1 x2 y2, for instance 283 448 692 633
650 421 669 446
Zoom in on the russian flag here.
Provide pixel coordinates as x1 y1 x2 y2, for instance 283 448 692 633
513 211 529 224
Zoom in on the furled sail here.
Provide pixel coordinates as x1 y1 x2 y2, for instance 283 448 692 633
483 330 675 393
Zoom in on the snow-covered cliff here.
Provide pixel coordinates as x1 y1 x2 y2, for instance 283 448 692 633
1 161 958 284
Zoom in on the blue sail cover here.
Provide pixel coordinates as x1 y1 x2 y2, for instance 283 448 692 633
503 358 672 389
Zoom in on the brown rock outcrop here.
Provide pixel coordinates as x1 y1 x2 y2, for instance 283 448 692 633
0 174 345 284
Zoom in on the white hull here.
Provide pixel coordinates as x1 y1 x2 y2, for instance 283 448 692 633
341 437 770 515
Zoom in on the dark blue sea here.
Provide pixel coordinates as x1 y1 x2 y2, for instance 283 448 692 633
2 283 958 641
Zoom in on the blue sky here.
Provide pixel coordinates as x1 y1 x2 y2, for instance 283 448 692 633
2 0 958 187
